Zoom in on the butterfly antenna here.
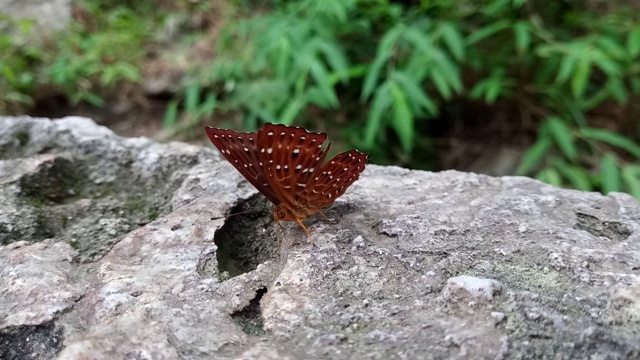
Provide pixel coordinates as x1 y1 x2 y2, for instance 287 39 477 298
209 208 261 220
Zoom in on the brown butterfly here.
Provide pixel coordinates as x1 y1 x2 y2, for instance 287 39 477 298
205 123 367 236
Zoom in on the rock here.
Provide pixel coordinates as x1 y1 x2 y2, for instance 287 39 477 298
441 275 503 301
1 116 640 359
1 0 72 32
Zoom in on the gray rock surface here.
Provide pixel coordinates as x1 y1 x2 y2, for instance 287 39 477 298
1 116 639 359
1 0 71 32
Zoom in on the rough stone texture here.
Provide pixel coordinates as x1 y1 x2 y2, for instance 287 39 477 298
1 0 72 32
1 116 640 359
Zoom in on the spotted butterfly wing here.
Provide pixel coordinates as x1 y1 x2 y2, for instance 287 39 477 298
298 149 367 211
206 123 367 235
204 127 280 204
256 123 331 209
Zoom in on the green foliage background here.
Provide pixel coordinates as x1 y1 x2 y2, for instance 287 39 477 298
2 0 640 198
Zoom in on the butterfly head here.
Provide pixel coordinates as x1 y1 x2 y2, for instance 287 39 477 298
273 204 297 222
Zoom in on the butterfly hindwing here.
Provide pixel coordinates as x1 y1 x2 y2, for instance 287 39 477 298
205 126 281 205
299 149 367 211
256 123 330 208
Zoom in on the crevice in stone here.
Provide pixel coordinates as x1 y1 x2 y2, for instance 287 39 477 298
573 212 632 242
231 287 267 336
0 321 64 360
214 195 280 281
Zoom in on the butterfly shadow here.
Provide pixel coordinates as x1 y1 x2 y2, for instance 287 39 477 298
309 200 360 226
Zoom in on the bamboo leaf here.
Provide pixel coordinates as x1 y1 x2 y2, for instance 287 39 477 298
580 127 640 158
280 97 306 125
571 60 591 98
517 135 552 175
547 117 577 161
364 82 391 149
554 161 592 191
628 26 640 57
622 165 640 200
392 71 438 116
536 168 562 187
513 21 531 54
439 22 465 61
601 153 621 194
389 81 414 153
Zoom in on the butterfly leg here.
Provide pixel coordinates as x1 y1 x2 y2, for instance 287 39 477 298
318 210 337 224
293 217 312 240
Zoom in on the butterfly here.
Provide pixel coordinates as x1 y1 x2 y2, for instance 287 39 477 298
205 123 367 236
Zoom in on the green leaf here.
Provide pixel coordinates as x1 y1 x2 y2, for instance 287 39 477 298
628 26 640 57
404 26 434 57
361 25 404 100
439 22 465 61
554 162 592 191
513 22 531 54
280 97 306 125
601 153 621 194
466 20 511 44
579 127 640 158
571 60 591 98
308 60 339 107
556 56 575 84
595 36 626 59
185 85 201 113
364 82 392 149
317 40 349 82
163 100 179 128
622 165 640 200
274 37 291 78
389 81 414 153
469 80 487 100
547 117 577 161
430 69 451 99
484 71 503 103
392 71 438 116
429 48 462 92
517 135 552 175
536 168 562 187
606 78 628 104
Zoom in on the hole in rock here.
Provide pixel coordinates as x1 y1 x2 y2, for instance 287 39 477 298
19 156 86 205
214 195 280 280
231 287 267 336
574 212 632 242
0 321 64 360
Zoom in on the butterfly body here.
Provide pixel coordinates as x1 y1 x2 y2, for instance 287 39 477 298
205 123 367 236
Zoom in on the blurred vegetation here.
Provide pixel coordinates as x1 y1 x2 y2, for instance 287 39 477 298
2 0 640 199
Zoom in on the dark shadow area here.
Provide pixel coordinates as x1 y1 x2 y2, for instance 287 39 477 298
0 321 64 360
231 287 267 336
214 195 280 280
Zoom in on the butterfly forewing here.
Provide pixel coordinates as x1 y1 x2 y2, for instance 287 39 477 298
205 127 281 205
299 149 367 211
256 123 330 207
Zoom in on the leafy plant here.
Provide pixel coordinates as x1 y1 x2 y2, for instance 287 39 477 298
47 4 149 105
164 0 640 199
0 16 44 114
517 117 640 196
